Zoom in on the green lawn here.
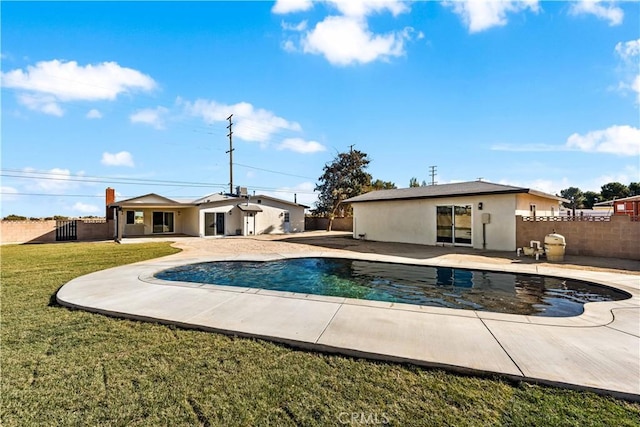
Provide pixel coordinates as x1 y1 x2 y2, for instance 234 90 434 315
2 242 638 426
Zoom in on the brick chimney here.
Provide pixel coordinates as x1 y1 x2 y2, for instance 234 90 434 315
106 187 116 220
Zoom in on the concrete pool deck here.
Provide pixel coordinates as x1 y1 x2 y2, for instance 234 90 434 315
57 234 640 401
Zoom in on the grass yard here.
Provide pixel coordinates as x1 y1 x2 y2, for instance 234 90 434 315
2 242 639 426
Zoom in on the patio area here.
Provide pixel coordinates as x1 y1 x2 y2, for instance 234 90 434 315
57 233 640 401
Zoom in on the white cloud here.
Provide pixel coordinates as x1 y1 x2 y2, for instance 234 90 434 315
101 151 135 167
326 0 409 18
282 20 308 31
130 106 168 130
282 40 298 52
277 0 417 66
0 186 19 203
86 108 102 119
498 178 570 196
17 93 64 116
302 16 411 65
614 39 640 103
615 39 640 60
566 125 640 156
272 0 314 14
262 181 317 207
72 202 100 214
594 165 640 189
183 99 302 143
1 60 156 116
632 75 640 104
277 138 326 153
492 125 640 156
445 0 539 33
569 0 623 26
21 167 85 193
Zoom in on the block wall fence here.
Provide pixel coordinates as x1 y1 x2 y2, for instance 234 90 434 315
516 215 639 260
3 217 638 261
304 216 354 232
1 220 113 244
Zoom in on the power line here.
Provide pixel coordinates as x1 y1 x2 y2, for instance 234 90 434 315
0 169 227 187
1 170 317 195
233 163 315 180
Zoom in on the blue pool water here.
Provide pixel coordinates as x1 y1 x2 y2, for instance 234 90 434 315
155 258 629 317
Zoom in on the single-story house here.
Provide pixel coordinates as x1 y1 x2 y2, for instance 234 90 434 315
107 189 307 240
343 180 567 251
594 195 640 217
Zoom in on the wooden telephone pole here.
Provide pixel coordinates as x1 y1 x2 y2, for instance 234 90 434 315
226 114 234 194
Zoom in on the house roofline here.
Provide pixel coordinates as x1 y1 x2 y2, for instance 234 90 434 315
344 189 567 204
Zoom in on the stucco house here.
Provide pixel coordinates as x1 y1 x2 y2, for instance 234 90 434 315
107 189 306 240
343 180 566 251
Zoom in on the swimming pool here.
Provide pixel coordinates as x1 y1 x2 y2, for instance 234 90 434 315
154 257 630 317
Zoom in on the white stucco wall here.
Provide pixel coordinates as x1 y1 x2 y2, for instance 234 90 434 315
252 198 305 234
197 198 304 236
352 194 520 251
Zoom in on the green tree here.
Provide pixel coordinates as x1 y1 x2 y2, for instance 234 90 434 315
409 177 420 188
560 187 584 216
314 149 371 231
600 182 630 201
582 191 601 209
628 182 640 196
2 214 27 221
367 179 396 191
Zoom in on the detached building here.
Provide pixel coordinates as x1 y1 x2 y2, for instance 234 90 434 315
343 180 566 251
594 195 640 217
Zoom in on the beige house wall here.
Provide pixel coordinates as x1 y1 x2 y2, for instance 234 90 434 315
198 206 242 236
254 199 305 234
198 199 304 236
352 193 521 251
516 194 563 216
121 208 196 236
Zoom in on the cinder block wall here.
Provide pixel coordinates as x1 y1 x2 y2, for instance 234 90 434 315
304 217 354 232
77 221 113 241
516 215 639 260
1 220 113 244
1 220 58 244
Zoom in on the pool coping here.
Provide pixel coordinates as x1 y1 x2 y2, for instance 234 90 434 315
57 250 640 401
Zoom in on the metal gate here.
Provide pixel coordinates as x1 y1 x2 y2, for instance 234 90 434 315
56 220 78 241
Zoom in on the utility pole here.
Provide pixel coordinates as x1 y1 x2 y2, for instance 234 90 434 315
429 165 437 186
226 114 234 195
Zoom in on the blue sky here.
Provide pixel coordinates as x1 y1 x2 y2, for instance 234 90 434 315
1 0 639 217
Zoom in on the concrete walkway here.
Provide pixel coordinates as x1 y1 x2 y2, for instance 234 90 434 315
57 236 640 401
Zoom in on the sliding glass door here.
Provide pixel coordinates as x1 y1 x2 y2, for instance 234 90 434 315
152 212 174 233
436 205 472 245
436 206 453 243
